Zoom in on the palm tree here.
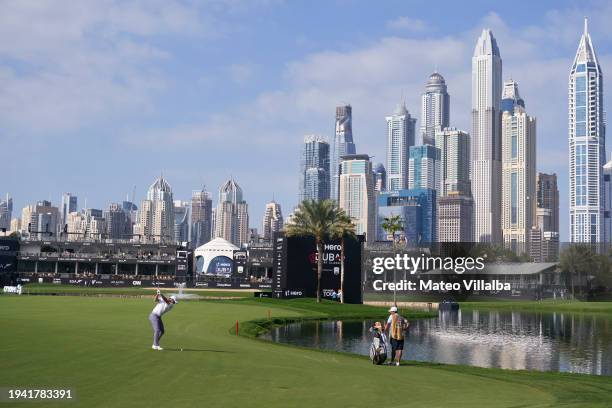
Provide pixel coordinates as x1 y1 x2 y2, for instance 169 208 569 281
330 211 356 304
381 215 404 305
559 244 596 298
285 199 346 303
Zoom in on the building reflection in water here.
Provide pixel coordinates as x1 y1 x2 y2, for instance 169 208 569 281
263 309 612 375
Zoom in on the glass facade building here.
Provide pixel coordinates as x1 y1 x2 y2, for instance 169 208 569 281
385 103 416 191
300 135 330 202
378 188 437 246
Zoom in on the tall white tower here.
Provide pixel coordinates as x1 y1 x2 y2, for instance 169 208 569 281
385 102 416 191
471 29 503 243
420 72 450 145
262 200 284 241
569 18 606 243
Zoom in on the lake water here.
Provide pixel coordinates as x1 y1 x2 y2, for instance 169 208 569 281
261 310 612 375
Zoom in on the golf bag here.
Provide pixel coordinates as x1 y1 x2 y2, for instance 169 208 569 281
369 331 388 365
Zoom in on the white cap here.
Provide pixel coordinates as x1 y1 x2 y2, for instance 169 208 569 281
170 295 178 303
389 306 398 312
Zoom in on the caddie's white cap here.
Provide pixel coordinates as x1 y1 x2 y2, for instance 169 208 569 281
389 306 398 312
170 295 178 303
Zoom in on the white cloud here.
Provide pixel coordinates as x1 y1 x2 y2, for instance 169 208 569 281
0 0 211 133
229 63 258 85
386 16 427 32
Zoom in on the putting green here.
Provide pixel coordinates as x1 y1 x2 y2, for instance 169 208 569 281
1 296 611 407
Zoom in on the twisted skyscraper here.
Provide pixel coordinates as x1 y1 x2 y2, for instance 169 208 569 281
471 29 503 243
569 18 605 243
331 105 356 201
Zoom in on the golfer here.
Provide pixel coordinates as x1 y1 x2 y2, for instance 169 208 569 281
149 290 177 351
384 306 409 366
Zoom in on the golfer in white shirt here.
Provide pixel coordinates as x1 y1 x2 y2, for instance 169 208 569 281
149 291 177 350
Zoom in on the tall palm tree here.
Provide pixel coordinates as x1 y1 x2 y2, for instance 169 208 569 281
381 215 404 305
285 199 345 303
559 244 595 298
330 211 356 304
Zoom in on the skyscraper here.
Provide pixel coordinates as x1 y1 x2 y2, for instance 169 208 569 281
536 173 559 234
174 200 190 244
378 189 437 246
408 144 440 191
262 200 283 241
135 176 175 243
436 128 471 197
420 72 450 145
472 29 503 243
214 178 249 247
533 172 560 261
501 80 536 251
21 201 59 240
604 163 612 241
191 187 213 248
300 135 330 202
60 193 77 227
331 105 356 201
0 194 12 231
569 18 606 243
105 203 130 240
338 154 375 241
386 102 416 191
373 163 387 192
436 128 473 242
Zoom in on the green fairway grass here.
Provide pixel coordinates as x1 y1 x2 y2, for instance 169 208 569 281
1 296 611 407
20 283 253 298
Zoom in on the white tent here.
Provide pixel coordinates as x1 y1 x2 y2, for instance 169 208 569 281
194 237 239 275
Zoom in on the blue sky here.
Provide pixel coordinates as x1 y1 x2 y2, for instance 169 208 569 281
2 0 612 240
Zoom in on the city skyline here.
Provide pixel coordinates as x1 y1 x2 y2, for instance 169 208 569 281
2 1 612 241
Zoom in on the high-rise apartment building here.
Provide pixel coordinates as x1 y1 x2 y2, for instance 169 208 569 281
21 201 60 240
338 154 375 241
135 176 175 243
191 188 213 248
408 144 440 191
0 194 12 231
420 72 450 145
174 200 190 244
331 105 356 201
386 103 416 191
569 18 606 243
373 163 386 192
536 173 559 234
300 135 330 202
436 127 473 243
435 128 471 197
262 200 284 241
501 80 536 251
214 178 249 247
61 193 77 227
438 194 473 243
105 203 130 240
378 189 437 246
472 29 503 243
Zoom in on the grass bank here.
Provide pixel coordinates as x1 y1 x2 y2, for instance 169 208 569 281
236 298 435 337
1 295 611 407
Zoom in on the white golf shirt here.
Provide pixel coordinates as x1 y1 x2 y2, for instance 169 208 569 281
151 297 174 317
